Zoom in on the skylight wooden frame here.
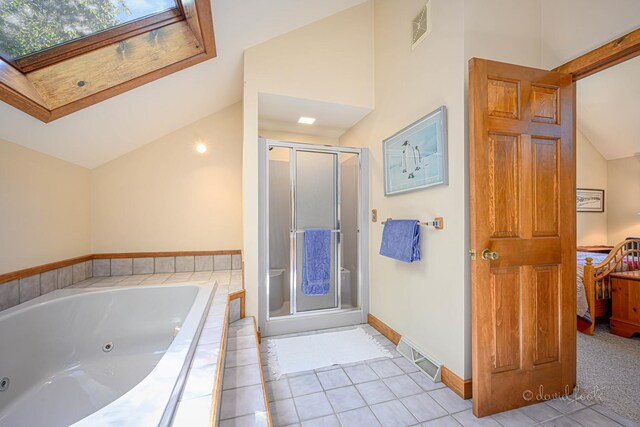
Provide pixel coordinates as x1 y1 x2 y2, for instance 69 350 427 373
5 8 185 73
0 0 215 123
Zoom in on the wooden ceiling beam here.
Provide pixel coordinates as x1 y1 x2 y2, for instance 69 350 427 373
554 27 640 81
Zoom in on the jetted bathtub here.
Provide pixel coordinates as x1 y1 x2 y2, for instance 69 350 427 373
0 282 215 427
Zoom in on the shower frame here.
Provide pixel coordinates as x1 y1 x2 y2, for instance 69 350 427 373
258 139 370 336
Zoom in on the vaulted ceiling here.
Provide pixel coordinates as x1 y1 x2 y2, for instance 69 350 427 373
1 0 638 168
577 55 640 160
0 0 367 168
540 0 640 161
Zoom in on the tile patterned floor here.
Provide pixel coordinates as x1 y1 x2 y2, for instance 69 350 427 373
261 326 639 427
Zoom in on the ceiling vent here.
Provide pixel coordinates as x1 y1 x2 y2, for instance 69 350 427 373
397 337 442 382
412 1 432 49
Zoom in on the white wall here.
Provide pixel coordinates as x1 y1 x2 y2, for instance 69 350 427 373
0 139 91 274
576 130 608 246
341 0 468 378
464 0 542 69
243 2 375 320
91 102 243 253
607 156 640 244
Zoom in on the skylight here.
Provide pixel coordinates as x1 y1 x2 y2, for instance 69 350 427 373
0 0 216 122
0 0 178 60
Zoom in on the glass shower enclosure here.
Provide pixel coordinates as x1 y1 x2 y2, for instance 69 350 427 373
259 139 369 336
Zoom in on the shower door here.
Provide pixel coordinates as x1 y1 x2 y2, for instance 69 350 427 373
293 150 340 313
261 140 368 336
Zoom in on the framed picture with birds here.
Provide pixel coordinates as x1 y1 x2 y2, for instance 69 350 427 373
382 106 448 196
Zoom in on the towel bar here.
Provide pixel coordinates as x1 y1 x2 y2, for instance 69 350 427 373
380 216 444 230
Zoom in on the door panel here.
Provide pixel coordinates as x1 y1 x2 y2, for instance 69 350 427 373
490 267 522 373
532 265 560 365
488 78 520 119
531 85 559 124
470 58 575 417
488 134 521 238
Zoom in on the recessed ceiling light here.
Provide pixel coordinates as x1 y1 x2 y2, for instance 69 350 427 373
298 116 316 125
195 142 207 154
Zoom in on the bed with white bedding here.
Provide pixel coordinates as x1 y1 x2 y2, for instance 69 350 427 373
577 239 639 335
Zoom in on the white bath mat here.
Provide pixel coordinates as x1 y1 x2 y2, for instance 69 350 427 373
268 327 392 378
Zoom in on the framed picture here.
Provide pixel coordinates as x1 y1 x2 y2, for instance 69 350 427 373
577 188 605 212
383 106 448 196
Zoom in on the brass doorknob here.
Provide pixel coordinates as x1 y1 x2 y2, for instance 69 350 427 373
481 249 499 261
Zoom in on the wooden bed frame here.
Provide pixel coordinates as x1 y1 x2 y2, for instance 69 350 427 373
582 239 640 335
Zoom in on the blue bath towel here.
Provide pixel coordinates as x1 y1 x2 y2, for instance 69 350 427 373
303 229 332 295
379 220 421 263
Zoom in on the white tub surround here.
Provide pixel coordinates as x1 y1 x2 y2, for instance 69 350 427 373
0 252 243 314
171 285 248 425
219 317 269 426
0 283 215 427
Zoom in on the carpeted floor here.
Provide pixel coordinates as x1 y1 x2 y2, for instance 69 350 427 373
577 322 640 423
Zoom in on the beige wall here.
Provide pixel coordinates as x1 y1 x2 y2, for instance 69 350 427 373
575 133 640 247
243 2 375 320
248 0 551 380
338 0 549 380
341 0 469 378
1 103 243 274
465 0 542 69
0 139 91 274
91 102 243 253
607 156 640 244
576 130 608 246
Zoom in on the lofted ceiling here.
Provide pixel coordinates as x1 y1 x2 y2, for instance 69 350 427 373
577 55 640 160
0 0 367 169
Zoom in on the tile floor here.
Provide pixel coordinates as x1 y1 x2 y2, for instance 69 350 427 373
261 326 639 427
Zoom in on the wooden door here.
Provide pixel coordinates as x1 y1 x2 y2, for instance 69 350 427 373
469 58 576 417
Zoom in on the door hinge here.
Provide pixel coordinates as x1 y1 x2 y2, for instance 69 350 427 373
469 249 476 260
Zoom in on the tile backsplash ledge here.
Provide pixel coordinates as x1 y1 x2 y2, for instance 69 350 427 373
0 253 242 312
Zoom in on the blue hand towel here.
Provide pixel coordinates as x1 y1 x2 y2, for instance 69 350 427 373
379 220 421 262
303 229 332 295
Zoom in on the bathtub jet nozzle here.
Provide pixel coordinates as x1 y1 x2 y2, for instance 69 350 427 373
0 377 9 391
103 342 114 352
